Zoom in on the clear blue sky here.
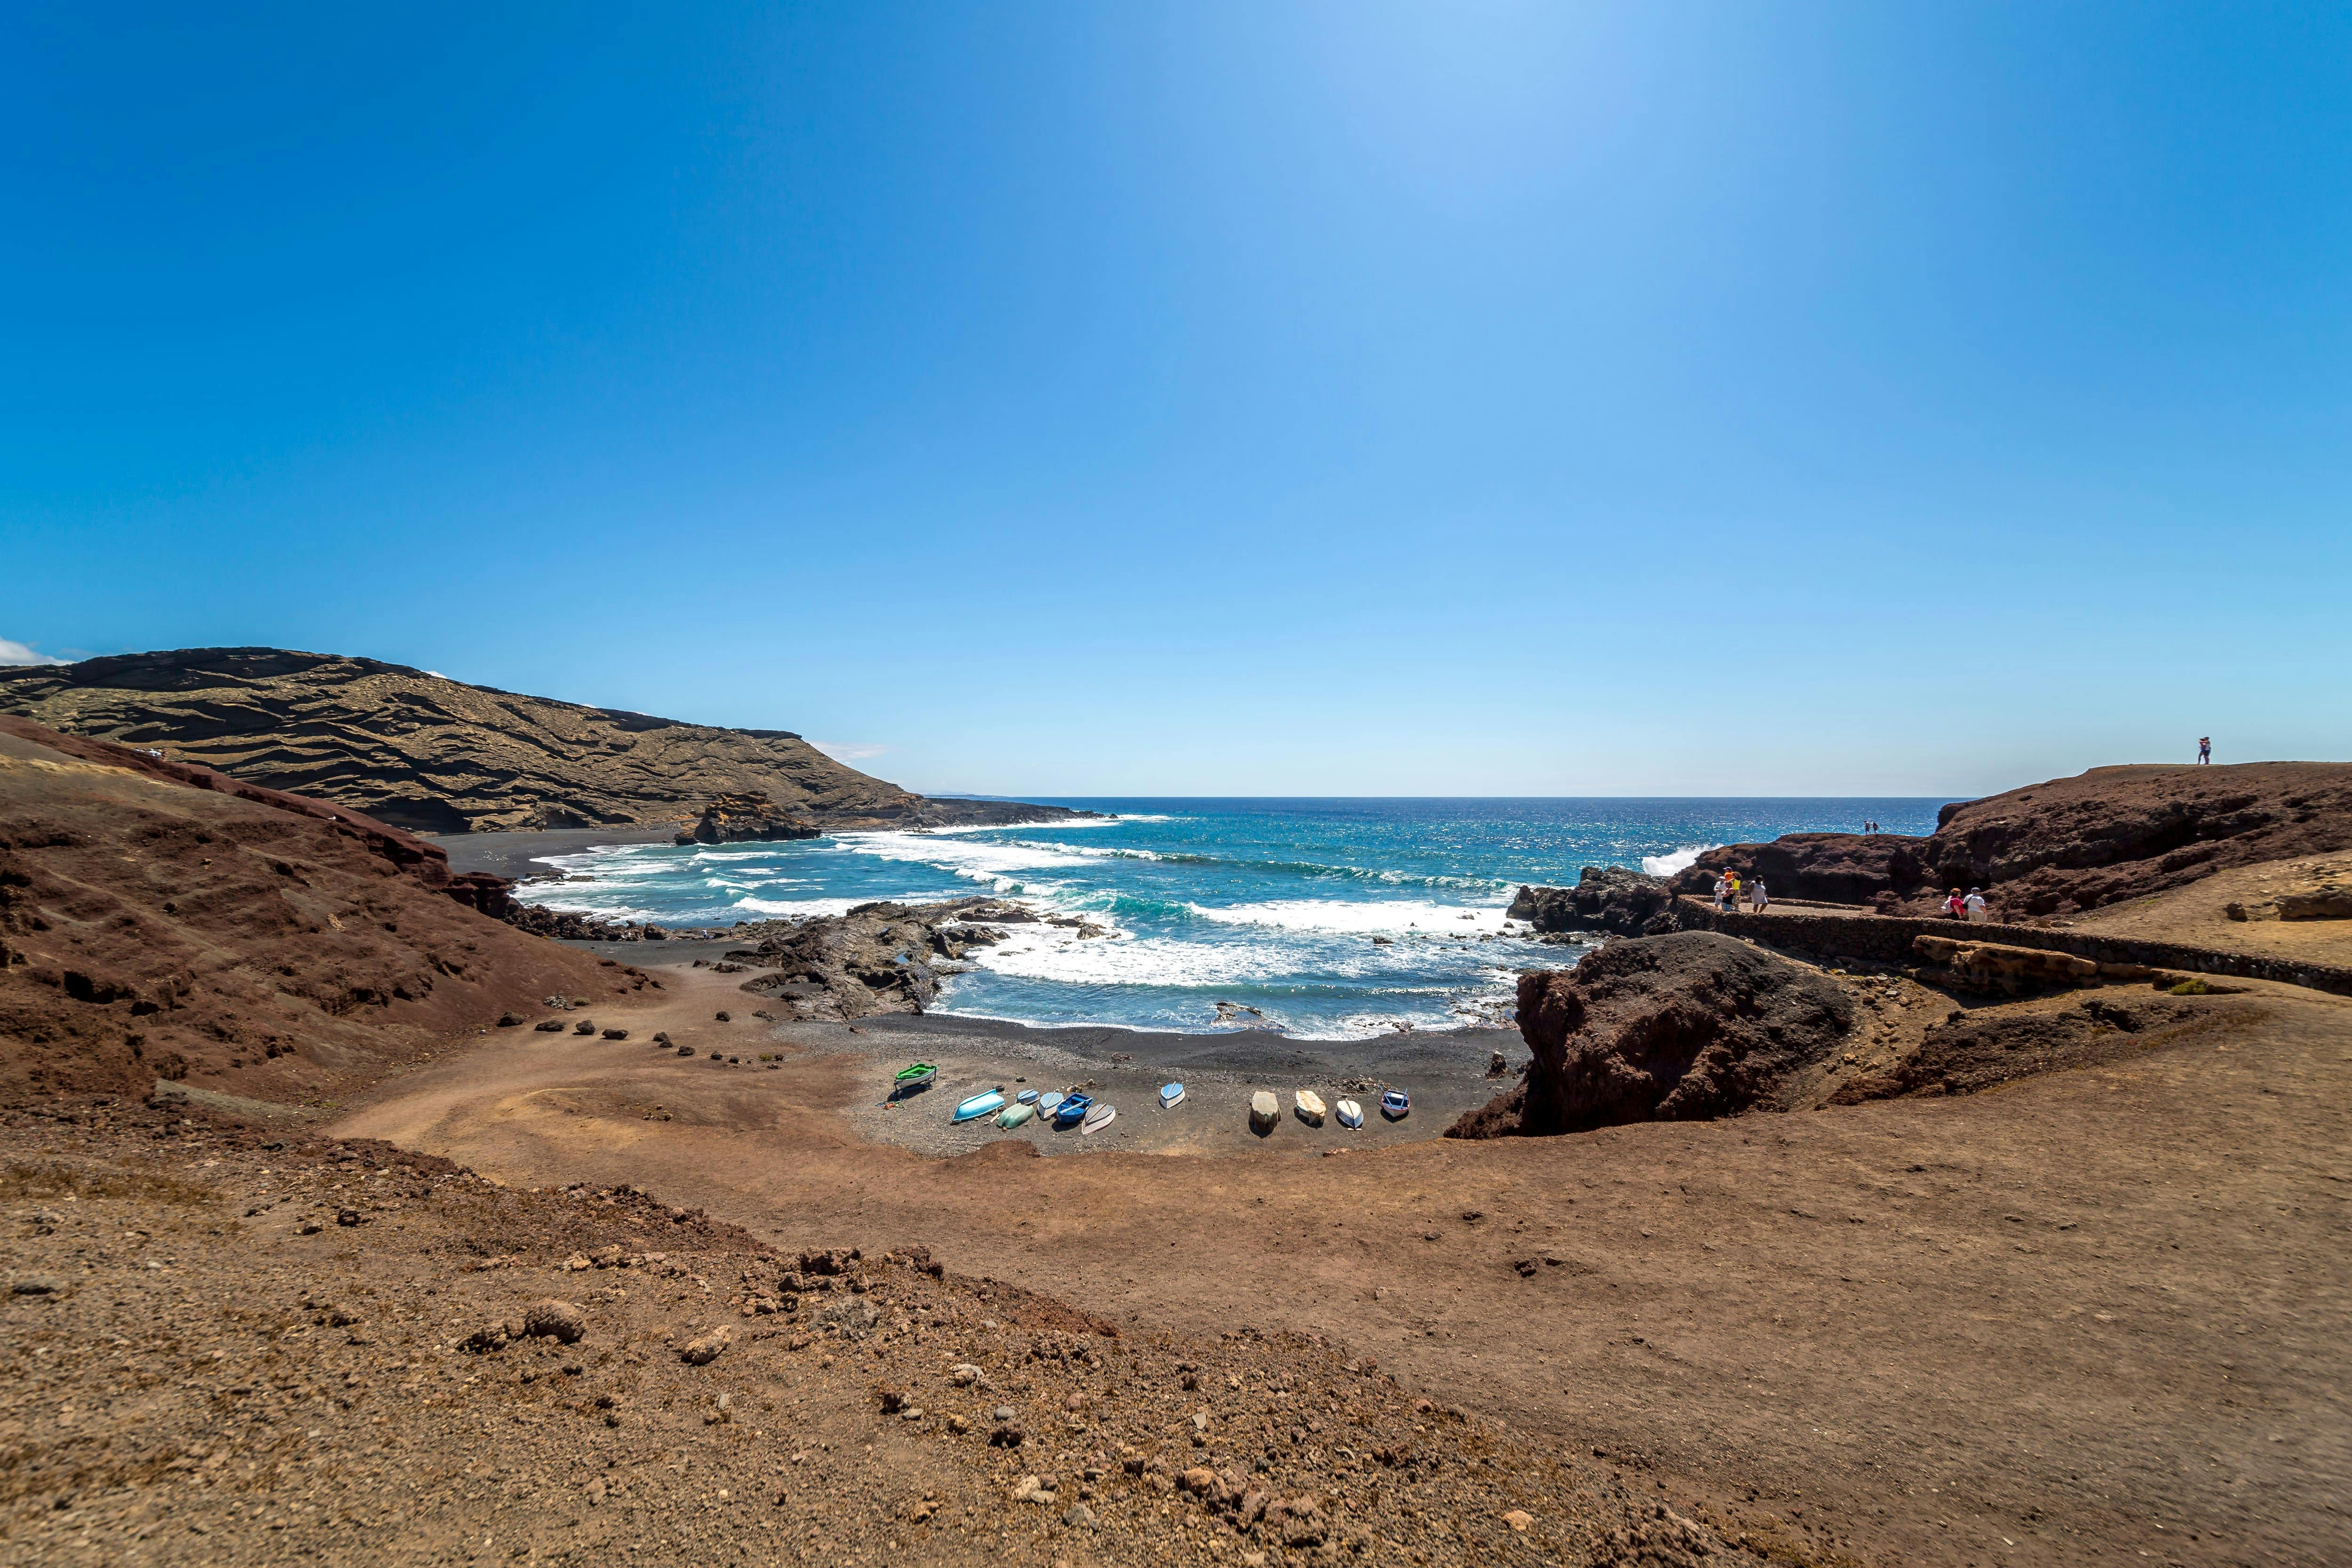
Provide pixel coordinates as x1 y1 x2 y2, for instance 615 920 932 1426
5 3 2346 797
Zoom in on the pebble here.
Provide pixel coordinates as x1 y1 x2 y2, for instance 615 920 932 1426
11 1276 63 1296
1504 1508 1534 1531
1063 1502 1096 1528
993 1405 1016 1422
680 1327 732 1366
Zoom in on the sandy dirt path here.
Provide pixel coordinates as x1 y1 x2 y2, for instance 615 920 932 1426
333 965 2352 1568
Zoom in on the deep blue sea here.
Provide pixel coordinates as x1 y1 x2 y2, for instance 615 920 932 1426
515 798 1941 1039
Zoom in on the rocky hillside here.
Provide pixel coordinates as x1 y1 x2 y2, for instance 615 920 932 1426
0 648 1085 835
1677 762 2352 919
0 715 647 1103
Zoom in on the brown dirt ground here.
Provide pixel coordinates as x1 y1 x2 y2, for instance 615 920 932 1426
2071 855 2352 969
0 1103 1739 1568
326 963 2352 1568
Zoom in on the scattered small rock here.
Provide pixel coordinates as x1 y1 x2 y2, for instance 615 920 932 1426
680 1326 732 1366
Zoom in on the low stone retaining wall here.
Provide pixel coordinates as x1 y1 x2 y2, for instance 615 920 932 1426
1678 899 2352 998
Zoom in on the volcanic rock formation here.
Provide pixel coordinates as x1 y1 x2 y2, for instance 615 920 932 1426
0 647 1089 835
728 898 1054 1022
1448 931 1853 1138
1673 763 2352 919
678 791 823 845
1507 866 1685 938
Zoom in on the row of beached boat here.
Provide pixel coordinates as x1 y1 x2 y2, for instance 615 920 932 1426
1251 1086 1409 1130
891 1062 1407 1134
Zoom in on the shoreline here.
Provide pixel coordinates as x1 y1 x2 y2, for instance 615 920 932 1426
669 972 1520 1159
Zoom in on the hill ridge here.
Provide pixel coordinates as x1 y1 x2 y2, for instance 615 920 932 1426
0 647 1075 835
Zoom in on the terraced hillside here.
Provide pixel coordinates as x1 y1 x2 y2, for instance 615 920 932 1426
0 648 1067 834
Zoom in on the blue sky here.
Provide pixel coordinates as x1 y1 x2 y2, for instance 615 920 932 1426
4 3 2346 796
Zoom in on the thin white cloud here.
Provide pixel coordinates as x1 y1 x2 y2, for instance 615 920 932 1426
810 739 889 762
0 637 71 666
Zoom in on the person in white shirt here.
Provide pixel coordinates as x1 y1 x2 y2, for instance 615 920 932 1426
1750 878 1769 914
1712 875 1729 913
1963 888 1988 922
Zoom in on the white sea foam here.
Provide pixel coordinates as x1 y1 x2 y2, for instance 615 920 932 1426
1640 845 1717 878
731 896 874 918
958 933 1307 990
1184 899 1515 936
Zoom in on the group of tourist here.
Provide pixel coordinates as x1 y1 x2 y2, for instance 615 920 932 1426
1944 887 1989 921
1709 872 1768 915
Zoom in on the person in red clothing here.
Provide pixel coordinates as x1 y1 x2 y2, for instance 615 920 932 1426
2198 736 2211 764
1945 888 1967 919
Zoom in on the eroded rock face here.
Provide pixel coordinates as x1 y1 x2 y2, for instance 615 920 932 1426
681 792 821 845
1673 762 2352 919
1447 933 1852 1139
1508 867 1683 937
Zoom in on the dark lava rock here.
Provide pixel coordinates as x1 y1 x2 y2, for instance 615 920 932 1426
1448 932 1853 1139
1509 866 1684 937
730 897 1040 1022
683 791 823 845
1675 762 2352 919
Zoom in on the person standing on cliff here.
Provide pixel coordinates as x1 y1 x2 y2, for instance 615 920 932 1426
1750 878 1769 914
1964 888 1988 922
1711 873 1730 914
1945 887 1967 919
2198 736 2211 764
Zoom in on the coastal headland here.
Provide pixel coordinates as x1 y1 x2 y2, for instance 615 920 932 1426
3 682 2347 1568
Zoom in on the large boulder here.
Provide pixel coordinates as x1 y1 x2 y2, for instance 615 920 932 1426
1508 867 1684 937
1448 932 1853 1139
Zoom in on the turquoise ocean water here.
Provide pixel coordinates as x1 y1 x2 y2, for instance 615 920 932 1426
513 798 1941 1039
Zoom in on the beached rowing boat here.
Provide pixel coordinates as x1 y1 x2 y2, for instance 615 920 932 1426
1159 1082 1185 1109
1249 1090 1279 1129
995 1101 1036 1129
1294 1089 1326 1126
1335 1098 1363 1128
1081 1102 1115 1134
952 1090 1005 1124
